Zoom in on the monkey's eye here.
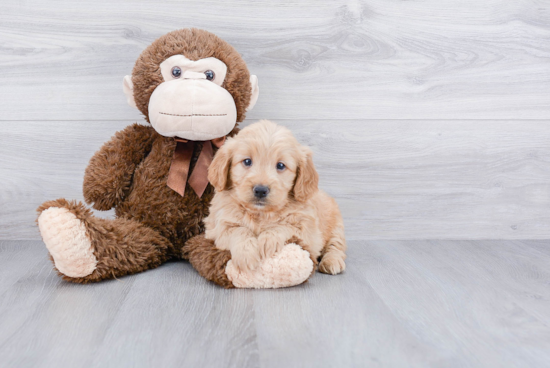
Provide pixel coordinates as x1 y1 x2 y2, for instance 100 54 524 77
276 162 286 171
204 70 215 81
243 158 252 167
171 66 182 78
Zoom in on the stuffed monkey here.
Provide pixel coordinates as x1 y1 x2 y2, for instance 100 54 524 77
36 29 314 288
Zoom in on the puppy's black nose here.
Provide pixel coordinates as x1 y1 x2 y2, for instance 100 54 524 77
253 185 270 199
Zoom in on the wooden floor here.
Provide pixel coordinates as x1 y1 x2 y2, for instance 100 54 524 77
1 239 549 368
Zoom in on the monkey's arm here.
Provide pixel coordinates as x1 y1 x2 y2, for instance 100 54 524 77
183 234 316 289
83 123 155 210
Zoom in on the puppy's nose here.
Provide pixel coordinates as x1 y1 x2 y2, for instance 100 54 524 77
253 185 270 199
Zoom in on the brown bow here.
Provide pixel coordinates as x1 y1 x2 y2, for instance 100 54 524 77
167 136 226 198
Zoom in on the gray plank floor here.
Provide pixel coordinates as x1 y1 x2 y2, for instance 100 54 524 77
1 239 549 368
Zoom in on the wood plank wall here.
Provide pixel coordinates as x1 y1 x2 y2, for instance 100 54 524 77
1 0 549 240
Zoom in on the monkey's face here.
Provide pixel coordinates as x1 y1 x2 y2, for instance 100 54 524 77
147 55 237 141
123 29 259 141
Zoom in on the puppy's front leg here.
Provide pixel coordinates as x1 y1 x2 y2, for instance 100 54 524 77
257 226 295 259
215 227 261 272
319 224 347 275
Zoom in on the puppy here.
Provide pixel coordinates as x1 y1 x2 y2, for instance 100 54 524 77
204 120 347 275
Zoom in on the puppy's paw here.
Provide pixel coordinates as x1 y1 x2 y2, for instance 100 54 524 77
231 238 261 272
257 232 284 259
319 254 346 275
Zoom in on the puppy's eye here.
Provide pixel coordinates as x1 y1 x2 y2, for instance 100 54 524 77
204 70 215 81
171 66 182 78
243 158 252 167
276 162 286 171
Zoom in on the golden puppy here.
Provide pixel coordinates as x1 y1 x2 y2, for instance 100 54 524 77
204 120 347 275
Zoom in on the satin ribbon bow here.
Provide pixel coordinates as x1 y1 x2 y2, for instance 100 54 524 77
167 136 226 198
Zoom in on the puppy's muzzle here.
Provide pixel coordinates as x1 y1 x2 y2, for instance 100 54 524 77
253 185 270 199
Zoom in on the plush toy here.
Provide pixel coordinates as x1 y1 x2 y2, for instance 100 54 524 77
36 29 314 288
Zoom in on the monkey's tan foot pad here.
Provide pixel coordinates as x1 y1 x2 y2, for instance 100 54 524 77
225 243 314 288
38 207 97 278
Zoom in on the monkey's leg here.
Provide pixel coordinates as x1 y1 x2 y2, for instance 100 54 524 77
183 235 315 289
37 199 171 283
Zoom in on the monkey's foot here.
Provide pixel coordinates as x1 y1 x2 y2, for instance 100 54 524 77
38 206 97 278
225 243 313 289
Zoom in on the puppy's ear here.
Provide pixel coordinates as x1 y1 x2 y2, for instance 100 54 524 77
293 146 319 202
208 144 232 192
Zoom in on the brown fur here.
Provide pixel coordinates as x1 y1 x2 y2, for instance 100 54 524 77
36 29 251 284
182 235 316 288
183 234 234 288
132 28 252 124
37 199 171 283
204 121 347 275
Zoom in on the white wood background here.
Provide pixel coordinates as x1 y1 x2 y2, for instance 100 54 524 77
1 0 549 240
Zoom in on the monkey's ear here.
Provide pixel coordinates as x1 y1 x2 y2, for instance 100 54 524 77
246 75 259 111
123 75 138 109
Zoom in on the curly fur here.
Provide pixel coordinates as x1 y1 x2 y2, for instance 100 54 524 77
182 235 316 289
132 28 252 124
204 121 347 275
183 234 235 288
37 199 171 283
36 29 248 284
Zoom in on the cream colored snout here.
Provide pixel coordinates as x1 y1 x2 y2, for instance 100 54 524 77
122 54 259 140
148 72 237 141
